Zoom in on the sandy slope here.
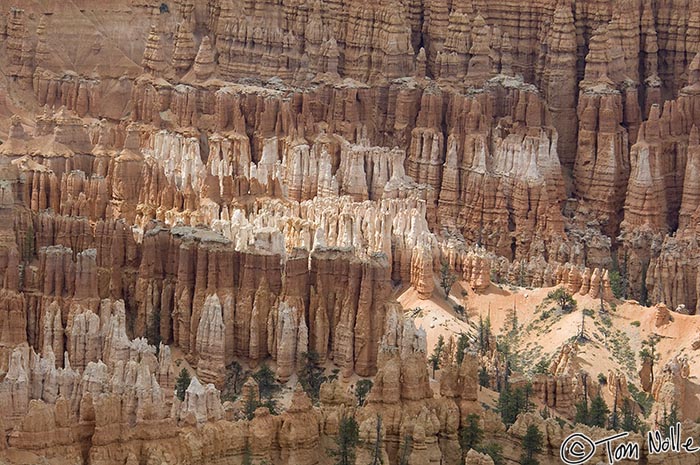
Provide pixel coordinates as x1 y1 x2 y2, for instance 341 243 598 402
397 279 700 418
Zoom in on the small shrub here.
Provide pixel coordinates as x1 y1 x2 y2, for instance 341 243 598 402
630 320 641 327
597 373 607 385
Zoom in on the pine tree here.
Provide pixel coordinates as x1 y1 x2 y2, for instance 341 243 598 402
509 302 518 335
370 415 383 465
146 308 161 348
578 309 591 342
621 400 641 433
253 364 278 399
659 403 680 438
428 335 445 378
498 384 525 426
588 394 610 428
478 315 486 355
478 366 489 388
262 398 277 415
547 288 577 313
299 351 326 402
355 379 373 406
242 442 253 465
574 398 589 425
398 435 412 465
330 415 360 465
23 220 35 263
456 333 469 365
175 367 191 401
610 380 620 430
518 261 526 287
245 389 259 420
476 443 504 465
439 261 457 298
610 268 624 299
498 340 513 387
640 265 650 306
520 424 544 465
533 358 549 375
459 413 483 458
639 334 660 387
478 313 492 355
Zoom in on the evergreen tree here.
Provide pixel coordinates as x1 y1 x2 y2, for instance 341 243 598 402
23 221 35 263
459 413 483 458
439 261 457 298
621 400 641 433
242 442 253 465
498 385 532 426
456 333 469 365
518 261 526 287
478 313 492 355
253 364 278 399
398 435 412 465
579 309 594 342
476 443 504 465
640 265 650 306
330 415 360 465
610 402 619 431
508 303 519 336
478 315 486 355
520 424 544 465
533 358 549 375
609 252 630 301
175 367 191 401
639 334 660 386
146 308 161 348
547 288 577 313
355 379 373 406
668 403 680 434
574 398 589 425
609 270 624 300
299 351 326 402
478 366 489 388
245 390 259 420
262 398 277 415
428 335 445 378
588 394 610 428
659 403 680 438
610 380 620 430
370 415 383 465
498 340 513 386
497 384 513 424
